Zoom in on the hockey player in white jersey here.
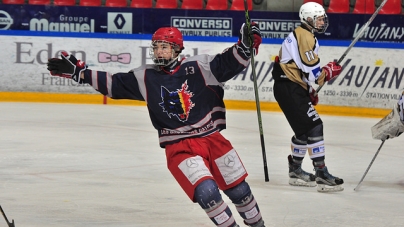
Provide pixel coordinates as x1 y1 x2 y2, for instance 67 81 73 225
372 91 404 140
271 2 344 192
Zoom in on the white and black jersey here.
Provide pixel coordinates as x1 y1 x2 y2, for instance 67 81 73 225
272 26 327 89
272 25 324 136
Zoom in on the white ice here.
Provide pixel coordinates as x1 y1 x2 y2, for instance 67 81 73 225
0 102 403 227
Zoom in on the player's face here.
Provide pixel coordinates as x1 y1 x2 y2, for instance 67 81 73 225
315 16 325 29
153 41 173 61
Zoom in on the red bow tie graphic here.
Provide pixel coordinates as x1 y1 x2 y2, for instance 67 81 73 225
98 52 131 64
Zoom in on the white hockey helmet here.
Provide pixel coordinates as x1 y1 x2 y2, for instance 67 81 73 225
299 2 328 34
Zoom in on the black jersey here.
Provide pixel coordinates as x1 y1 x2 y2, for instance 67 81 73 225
82 45 250 148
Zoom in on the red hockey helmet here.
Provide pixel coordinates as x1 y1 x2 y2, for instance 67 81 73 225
150 27 184 66
152 27 184 51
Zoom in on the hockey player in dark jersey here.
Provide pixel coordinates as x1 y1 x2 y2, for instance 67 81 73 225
47 25 265 226
271 2 344 192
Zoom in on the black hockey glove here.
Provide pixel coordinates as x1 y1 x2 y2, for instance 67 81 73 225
237 22 262 58
47 51 87 83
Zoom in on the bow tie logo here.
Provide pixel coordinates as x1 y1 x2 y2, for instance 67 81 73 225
98 52 131 64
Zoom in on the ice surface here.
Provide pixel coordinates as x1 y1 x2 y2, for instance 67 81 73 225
0 102 403 227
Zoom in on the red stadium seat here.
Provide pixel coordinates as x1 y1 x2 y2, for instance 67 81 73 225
79 0 101 6
352 0 375 14
2 0 25 4
155 0 177 8
205 0 227 10
28 0 50 4
327 0 350 13
379 0 402 14
303 0 324 5
130 0 152 8
181 0 203 9
53 0 76 6
105 0 127 7
230 0 252 10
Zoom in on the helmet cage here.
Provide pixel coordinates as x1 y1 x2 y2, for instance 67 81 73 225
149 40 181 67
305 15 328 34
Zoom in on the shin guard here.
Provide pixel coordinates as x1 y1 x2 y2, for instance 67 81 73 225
224 181 264 227
194 179 238 227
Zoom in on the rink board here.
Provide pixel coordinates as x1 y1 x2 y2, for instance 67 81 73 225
0 32 402 117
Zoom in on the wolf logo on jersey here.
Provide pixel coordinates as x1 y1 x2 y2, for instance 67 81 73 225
159 81 195 122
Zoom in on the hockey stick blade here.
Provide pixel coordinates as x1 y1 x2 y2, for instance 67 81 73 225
354 140 386 191
316 0 388 93
244 0 269 182
0 206 15 227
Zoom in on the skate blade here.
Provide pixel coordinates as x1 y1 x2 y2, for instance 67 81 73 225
316 184 344 192
289 178 317 187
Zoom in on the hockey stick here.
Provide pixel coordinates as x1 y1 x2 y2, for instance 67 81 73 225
0 206 15 227
354 139 386 191
316 0 388 93
244 0 269 182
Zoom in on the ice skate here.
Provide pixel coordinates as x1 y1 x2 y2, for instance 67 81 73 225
288 155 316 187
315 166 344 192
244 219 265 227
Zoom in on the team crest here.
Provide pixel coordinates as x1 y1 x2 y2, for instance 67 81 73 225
159 80 195 122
